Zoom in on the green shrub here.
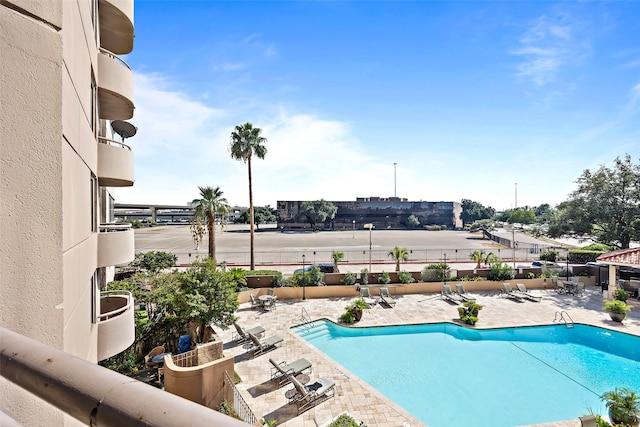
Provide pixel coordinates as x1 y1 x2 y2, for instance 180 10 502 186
525 272 535 279
539 250 558 261
397 270 415 284
216 400 242 420
245 269 284 287
457 301 483 325
459 276 486 281
487 262 514 281
568 250 606 263
614 288 628 302
425 263 452 281
341 272 356 285
378 271 391 284
328 414 367 427
360 268 369 285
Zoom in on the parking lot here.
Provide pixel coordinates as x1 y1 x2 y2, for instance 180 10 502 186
134 224 558 274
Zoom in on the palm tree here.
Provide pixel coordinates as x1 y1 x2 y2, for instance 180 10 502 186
470 250 497 268
230 122 267 270
192 186 228 263
331 250 344 271
388 246 409 271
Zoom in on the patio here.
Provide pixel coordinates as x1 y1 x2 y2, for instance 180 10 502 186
215 286 640 427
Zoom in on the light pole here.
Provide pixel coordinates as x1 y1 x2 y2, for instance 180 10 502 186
364 223 373 271
302 254 306 301
352 220 355 239
443 253 447 287
393 162 397 197
515 182 518 209
565 248 570 282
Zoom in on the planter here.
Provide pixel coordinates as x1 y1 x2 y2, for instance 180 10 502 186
353 308 363 322
609 312 627 323
610 410 639 427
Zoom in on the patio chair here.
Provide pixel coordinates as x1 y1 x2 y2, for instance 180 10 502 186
144 345 165 368
441 284 464 304
248 332 284 356
455 284 476 302
269 357 312 387
288 373 336 414
359 287 377 307
574 282 585 296
501 283 525 302
515 283 542 302
249 294 262 309
233 321 265 343
379 287 396 307
579 415 597 427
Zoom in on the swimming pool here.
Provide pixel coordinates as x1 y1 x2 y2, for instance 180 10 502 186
293 320 640 427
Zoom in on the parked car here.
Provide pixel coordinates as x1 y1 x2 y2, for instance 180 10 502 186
294 263 339 274
532 261 562 270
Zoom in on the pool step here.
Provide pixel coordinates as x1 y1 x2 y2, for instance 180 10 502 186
297 323 330 340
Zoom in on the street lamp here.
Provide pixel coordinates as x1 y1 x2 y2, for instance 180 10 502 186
352 220 355 239
302 254 306 301
364 223 373 271
443 253 448 287
565 248 570 282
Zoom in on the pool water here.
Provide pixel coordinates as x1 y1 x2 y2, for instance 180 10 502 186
293 321 640 427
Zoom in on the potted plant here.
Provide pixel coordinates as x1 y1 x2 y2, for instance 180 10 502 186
340 298 370 324
614 288 629 302
378 271 391 284
457 300 483 326
604 299 632 323
360 268 369 285
601 387 640 427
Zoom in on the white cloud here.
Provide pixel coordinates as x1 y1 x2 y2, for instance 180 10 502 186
511 13 583 87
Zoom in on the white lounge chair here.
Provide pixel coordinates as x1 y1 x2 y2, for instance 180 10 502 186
455 284 476 302
379 287 396 307
501 283 525 302
515 283 542 302
359 287 377 307
441 284 464 304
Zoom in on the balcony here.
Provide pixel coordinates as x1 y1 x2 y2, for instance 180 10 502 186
97 223 134 268
97 290 134 361
98 137 134 187
98 0 134 55
98 48 134 120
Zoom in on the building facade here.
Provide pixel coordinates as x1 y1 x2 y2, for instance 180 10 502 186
1 0 136 424
277 197 462 230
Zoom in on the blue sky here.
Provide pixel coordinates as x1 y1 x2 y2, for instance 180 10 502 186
118 1 640 211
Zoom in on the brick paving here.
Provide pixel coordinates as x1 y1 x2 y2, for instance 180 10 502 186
214 286 640 427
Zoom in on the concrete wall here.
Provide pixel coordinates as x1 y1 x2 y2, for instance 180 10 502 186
164 341 234 410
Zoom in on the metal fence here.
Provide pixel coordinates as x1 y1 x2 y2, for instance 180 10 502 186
223 370 257 425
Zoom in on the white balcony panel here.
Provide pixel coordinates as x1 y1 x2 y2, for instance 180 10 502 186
98 49 134 120
99 0 134 55
97 224 134 267
98 138 134 187
97 291 135 361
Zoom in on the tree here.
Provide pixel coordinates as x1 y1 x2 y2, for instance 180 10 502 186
297 199 338 229
192 186 228 263
233 205 277 229
405 214 420 228
507 208 536 225
469 219 495 232
131 251 177 275
331 250 344 270
388 246 409 271
230 122 268 270
547 154 640 249
461 199 496 227
470 250 497 269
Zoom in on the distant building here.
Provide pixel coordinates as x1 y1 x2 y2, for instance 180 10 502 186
277 197 462 230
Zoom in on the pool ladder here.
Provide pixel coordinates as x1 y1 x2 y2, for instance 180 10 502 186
293 307 315 332
554 310 574 328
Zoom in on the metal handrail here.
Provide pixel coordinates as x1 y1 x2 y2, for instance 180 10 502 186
553 310 574 328
99 223 132 232
98 136 132 151
223 370 257 426
0 327 250 426
99 47 131 70
98 290 133 321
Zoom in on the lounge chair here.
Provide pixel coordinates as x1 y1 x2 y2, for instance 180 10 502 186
515 283 542 302
269 357 312 387
441 284 464 304
379 287 396 307
455 284 476 302
501 283 525 302
288 374 336 414
579 415 597 427
359 287 377 307
248 332 284 356
233 321 265 343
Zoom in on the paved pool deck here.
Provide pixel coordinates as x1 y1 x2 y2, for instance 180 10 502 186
214 286 640 427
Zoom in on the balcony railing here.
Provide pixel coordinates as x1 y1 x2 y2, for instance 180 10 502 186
98 48 134 120
98 0 134 55
0 327 251 426
97 223 134 267
97 291 135 361
97 137 134 187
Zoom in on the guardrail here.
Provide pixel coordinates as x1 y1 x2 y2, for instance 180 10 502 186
223 370 257 425
98 136 132 151
0 327 250 426
99 47 131 70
